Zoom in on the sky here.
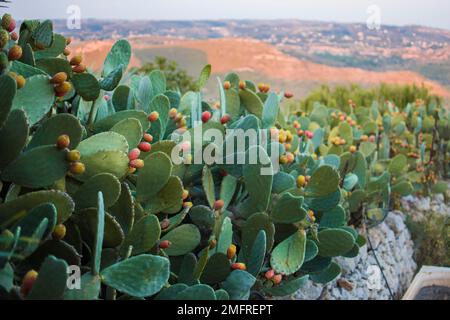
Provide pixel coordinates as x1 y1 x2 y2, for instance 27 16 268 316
4 0 450 30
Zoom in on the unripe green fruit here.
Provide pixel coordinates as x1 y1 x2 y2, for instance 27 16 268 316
0 52 9 71
0 29 10 49
52 224 67 240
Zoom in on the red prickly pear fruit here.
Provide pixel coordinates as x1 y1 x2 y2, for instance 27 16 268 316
148 111 159 122
50 72 68 85
56 135 70 149
214 199 225 211
160 219 170 230
70 55 82 66
66 150 81 162
231 263 247 271
272 274 282 285
183 201 193 209
10 31 18 41
52 224 67 240
129 159 145 169
72 64 86 73
201 111 212 123
2 14 15 32
182 189 189 200
227 244 237 260
169 108 178 118
54 81 72 97
104 95 110 101
223 81 231 90
159 240 171 249
143 133 153 143
20 270 38 297
138 142 152 153
66 37 72 45
63 48 71 56
0 29 9 49
265 269 275 280
16 75 26 89
284 91 294 99
70 162 86 175
128 148 141 161
221 114 231 125
239 80 246 90
8 45 22 61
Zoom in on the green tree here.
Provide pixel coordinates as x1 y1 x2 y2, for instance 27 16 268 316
134 56 197 93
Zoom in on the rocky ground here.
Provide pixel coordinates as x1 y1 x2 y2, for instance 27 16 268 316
290 184 449 300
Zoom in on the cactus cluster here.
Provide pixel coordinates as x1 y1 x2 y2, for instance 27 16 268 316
0 14 448 301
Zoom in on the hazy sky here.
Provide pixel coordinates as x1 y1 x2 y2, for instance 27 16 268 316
4 0 450 30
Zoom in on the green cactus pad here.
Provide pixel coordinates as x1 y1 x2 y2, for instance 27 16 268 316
77 208 124 250
36 58 72 78
64 272 101 300
110 118 143 151
316 228 355 257
360 141 377 158
270 230 306 276
430 181 449 194
243 146 273 212
216 217 233 255
239 89 263 119
155 283 188 300
161 224 200 256
27 114 83 150
109 182 135 235
219 175 237 210
241 213 275 256
319 205 346 228
189 205 215 230
1 146 70 188
272 172 296 194
199 253 231 285
221 270 256 300
72 73 100 102
196 65 211 91
78 131 129 156
27 255 68 300
73 173 121 210
0 190 74 227
150 94 170 131
102 40 131 77
112 85 132 111
264 275 309 297
34 34 66 60
11 60 48 78
301 256 332 273
137 152 172 202
271 193 307 224
214 289 230 300
309 262 341 284
0 75 17 130
100 254 169 298
18 218 49 258
76 150 129 182
305 165 339 197
392 181 414 196
246 230 266 276
145 176 184 214
202 166 216 208
305 189 341 212
12 203 56 241
100 64 123 91
262 93 279 129
304 240 319 262
120 214 161 257
93 110 150 135
388 154 408 176
176 284 217 300
12 74 54 125
0 263 14 292
178 253 198 285
0 109 29 171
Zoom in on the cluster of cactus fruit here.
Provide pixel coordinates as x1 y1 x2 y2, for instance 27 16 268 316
0 14 448 301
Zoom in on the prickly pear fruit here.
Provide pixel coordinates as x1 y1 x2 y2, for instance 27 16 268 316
72 64 86 73
209 239 217 249
143 133 153 143
231 263 247 271
297 175 306 188
2 14 16 32
349 146 357 154
129 159 145 169
138 142 151 153
16 75 26 89
182 189 189 200
272 274 282 285
227 244 237 260
52 224 66 240
54 81 72 97
284 91 294 99
214 199 225 211
8 45 22 61
183 202 193 209
10 31 18 41
223 81 231 90
50 72 68 85
0 29 9 48
265 269 275 280
239 80 246 90
20 270 38 297
160 219 170 230
128 148 141 161
56 135 70 149
70 162 86 175
148 111 159 123
159 240 171 249
70 55 82 66
66 150 81 162
201 111 212 123
169 108 178 118
221 114 231 125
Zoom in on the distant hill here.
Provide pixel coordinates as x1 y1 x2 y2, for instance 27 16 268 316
58 19 450 99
